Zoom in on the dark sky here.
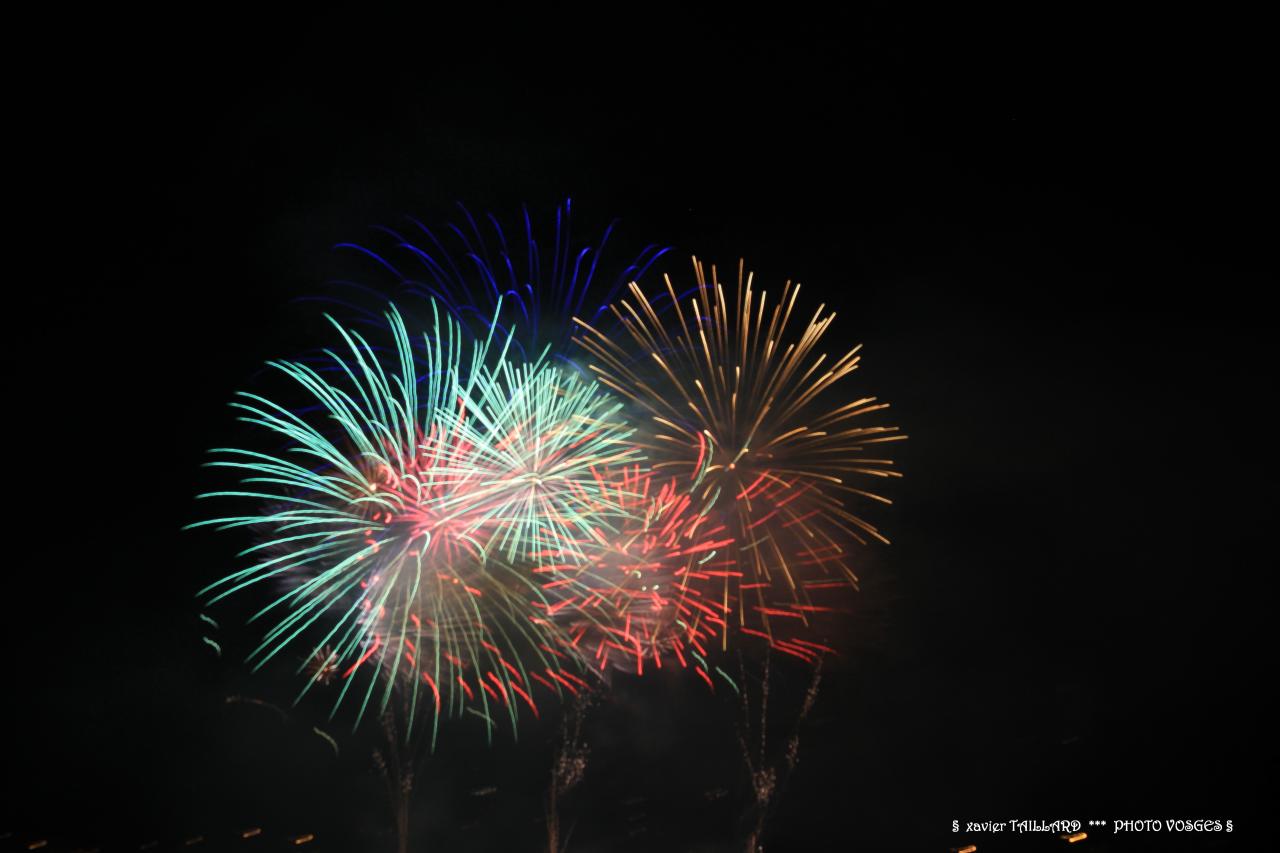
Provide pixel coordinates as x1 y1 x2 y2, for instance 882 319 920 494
10 5 1271 852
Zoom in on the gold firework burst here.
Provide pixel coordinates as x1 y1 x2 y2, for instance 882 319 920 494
573 257 905 648
307 645 340 685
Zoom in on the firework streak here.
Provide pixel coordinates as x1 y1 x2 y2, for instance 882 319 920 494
573 257 905 656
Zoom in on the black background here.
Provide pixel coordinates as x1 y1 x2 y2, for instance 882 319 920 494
10 4 1271 851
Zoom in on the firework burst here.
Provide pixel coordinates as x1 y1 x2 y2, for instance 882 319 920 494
572 257 905 654
190 301 640 743
436 355 644 565
329 199 671 366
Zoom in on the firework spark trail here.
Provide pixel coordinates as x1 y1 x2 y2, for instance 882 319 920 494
190 300 643 745
573 257 905 652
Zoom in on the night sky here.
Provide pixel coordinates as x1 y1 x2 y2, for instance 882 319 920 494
10 5 1270 852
